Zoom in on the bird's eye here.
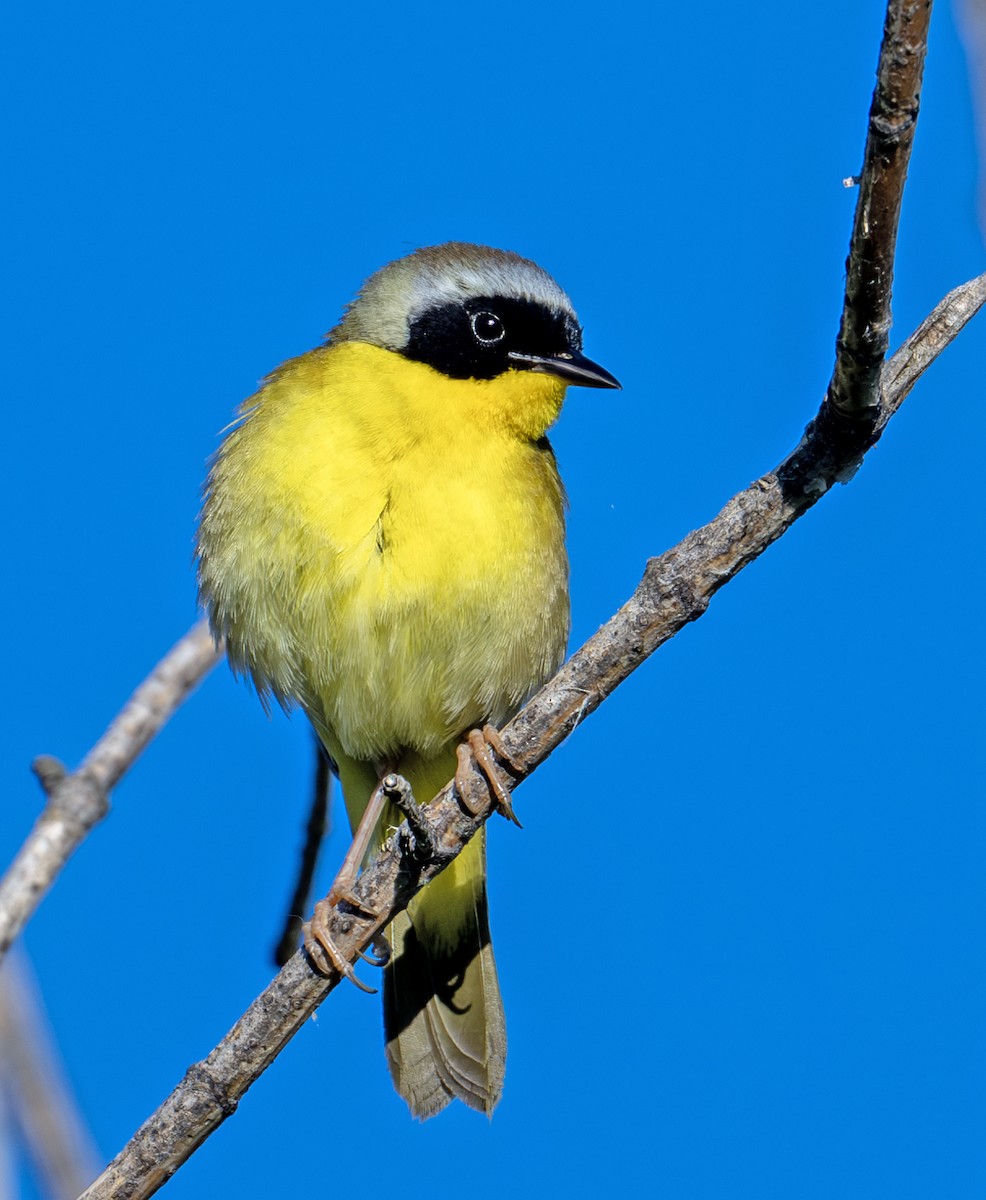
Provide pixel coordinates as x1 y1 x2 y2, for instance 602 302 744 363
470 311 505 345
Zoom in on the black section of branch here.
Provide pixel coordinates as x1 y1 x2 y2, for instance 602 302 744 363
829 0 933 416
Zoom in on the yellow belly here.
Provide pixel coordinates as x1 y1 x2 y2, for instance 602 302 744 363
199 340 570 764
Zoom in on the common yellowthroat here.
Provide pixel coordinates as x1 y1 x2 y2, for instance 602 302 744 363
197 243 619 1118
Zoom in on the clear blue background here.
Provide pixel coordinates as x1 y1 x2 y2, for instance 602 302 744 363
3 2 984 1196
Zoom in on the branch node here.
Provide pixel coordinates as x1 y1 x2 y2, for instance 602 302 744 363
53 774 110 829
31 756 67 794
870 108 917 142
183 1063 238 1120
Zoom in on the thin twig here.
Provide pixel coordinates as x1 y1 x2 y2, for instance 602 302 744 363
0 621 223 963
78 270 986 1200
880 271 986 402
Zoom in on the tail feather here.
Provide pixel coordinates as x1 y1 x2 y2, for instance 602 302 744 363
383 829 506 1118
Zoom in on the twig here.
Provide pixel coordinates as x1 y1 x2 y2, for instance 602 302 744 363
829 0 933 416
880 271 986 403
78 270 986 1200
0 620 223 963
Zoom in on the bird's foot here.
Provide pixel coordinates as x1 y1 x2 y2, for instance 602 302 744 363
305 787 388 992
455 725 523 828
304 899 378 994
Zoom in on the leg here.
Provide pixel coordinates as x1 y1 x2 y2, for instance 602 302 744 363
303 778 390 990
327 779 390 908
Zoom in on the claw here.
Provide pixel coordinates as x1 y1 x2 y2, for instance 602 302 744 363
455 725 523 827
304 899 377 994
359 934 391 968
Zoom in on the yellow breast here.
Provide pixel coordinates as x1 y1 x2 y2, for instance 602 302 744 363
198 341 570 763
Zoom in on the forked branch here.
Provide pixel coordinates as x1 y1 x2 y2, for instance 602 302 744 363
79 256 984 1195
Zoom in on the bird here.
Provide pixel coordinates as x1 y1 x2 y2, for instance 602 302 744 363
196 242 619 1119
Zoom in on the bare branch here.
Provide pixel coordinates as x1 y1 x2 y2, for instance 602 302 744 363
76 619 223 795
79 271 986 1200
829 0 933 416
880 271 986 407
0 621 222 963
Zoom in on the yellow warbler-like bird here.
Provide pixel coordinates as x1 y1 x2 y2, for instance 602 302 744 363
197 243 619 1119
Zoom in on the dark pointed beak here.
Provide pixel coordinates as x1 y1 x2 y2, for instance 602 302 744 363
507 348 622 390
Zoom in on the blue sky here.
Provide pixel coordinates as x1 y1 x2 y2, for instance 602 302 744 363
3 1 984 1197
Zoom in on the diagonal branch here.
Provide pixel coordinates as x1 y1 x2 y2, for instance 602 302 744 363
0 621 223 963
79 269 986 1200
503 274 985 773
